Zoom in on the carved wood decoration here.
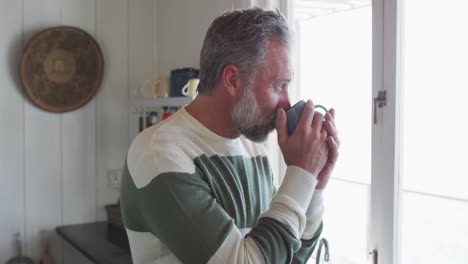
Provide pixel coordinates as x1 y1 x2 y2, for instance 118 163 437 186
20 26 104 113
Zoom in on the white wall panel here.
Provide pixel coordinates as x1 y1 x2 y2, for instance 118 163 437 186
95 0 130 221
61 0 97 227
0 0 25 262
23 0 63 262
128 0 157 141
156 0 232 76
0 0 239 262
129 0 157 87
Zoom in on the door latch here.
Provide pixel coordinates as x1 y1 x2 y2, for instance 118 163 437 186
373 90 387 124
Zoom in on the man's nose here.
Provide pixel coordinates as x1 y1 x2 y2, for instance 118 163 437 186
279 89 291 110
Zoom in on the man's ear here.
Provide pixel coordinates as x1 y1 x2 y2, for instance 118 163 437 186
221 64 241 97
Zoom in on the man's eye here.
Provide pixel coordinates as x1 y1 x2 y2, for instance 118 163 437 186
277 83 287 92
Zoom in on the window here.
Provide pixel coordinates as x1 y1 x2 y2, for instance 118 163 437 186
294 0 468 263
294 1 372 263
399 0 468 262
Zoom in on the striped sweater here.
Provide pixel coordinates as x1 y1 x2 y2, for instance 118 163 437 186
120 107 324 264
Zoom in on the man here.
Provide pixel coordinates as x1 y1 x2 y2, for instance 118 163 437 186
120 7 339 264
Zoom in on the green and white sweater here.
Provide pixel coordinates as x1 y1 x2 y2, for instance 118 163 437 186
120 107 324 264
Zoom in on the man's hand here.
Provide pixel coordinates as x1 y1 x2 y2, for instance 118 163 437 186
276 100 329 177
315 108 340 190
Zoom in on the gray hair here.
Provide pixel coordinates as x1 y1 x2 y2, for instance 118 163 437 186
198 7 291 95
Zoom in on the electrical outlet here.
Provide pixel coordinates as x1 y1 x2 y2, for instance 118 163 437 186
107 169 123 189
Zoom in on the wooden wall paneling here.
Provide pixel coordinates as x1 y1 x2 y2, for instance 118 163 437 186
128 0 157 142
23 0 63 261
61 0 97 227
0 0 26 262
95 0 130 221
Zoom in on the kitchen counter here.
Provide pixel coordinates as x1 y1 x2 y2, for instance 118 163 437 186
56 222 132 264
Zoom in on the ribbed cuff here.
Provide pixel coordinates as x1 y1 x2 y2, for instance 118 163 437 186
302 190 325 239
260 166 319 238
276 166 318 212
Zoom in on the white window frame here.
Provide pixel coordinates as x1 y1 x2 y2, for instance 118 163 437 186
240 1 404 263
371 0 402 263
289 0 404 263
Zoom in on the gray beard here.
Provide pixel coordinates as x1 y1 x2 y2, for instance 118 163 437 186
232 84 274 142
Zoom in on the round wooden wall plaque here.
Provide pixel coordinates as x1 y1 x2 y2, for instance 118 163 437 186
20 26 104 113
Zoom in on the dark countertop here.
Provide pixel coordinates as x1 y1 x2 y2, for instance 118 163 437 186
56 222 132 264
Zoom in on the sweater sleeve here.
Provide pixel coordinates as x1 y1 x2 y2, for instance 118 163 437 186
302 190 325 239
268 167 324 264
122 164 319 264
291 222 323 264
291 177 325 263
